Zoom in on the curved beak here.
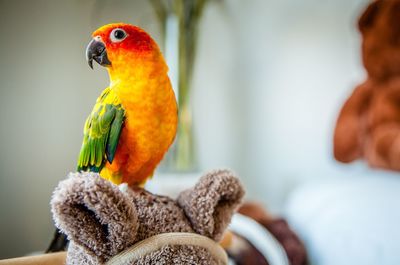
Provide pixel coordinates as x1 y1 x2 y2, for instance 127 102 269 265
86 38 111 69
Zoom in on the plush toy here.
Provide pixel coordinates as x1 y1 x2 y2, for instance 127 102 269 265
334 0 400 170
51 169 244 265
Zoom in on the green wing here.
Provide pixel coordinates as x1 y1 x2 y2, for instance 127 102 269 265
77 91 125 172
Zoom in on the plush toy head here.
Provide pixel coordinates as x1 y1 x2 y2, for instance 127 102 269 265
359 0 400 80
51 170 244 265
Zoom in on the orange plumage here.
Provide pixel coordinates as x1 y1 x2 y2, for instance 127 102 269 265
79 23 177 186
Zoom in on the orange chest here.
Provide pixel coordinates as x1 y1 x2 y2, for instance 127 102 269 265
121 100 178 152
108 80 178 178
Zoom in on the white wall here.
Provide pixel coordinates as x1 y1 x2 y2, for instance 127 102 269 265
193 0 370 209
0 0 371 258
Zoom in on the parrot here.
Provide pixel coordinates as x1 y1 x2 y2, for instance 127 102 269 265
47 23 178 252
79 23 178 185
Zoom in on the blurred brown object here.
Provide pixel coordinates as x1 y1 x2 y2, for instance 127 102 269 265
229 202 308 265
226 234 269 265
334 0 400 170
238 202 274 224
0 252 66 265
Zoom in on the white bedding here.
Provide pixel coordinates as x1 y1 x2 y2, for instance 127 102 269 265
284 173 400 265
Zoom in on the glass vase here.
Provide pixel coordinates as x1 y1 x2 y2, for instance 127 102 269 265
151 0 210 173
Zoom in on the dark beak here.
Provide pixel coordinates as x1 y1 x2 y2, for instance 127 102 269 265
86 39 111 69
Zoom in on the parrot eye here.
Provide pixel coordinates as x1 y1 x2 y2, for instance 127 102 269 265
110 28 127 43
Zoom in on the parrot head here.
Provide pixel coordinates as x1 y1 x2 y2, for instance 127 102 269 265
86 23 159 70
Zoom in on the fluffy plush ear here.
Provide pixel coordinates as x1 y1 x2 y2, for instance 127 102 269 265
51 172 138 261
177 169 245 241
358 0 382 34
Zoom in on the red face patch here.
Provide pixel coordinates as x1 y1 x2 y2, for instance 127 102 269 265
92 23 155 54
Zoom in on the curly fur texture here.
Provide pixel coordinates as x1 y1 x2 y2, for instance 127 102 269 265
51 170 244 264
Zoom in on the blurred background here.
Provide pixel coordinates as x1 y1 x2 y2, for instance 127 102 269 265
1 0 393 262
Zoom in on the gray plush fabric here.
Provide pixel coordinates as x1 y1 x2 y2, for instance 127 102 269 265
51 170 244 265
177 169 245 242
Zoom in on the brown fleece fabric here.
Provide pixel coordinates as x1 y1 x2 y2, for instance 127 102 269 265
51 170 244 265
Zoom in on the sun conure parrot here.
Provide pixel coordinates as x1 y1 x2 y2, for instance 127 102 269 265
47 22 178 252
78 23 177 186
